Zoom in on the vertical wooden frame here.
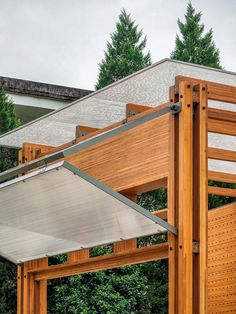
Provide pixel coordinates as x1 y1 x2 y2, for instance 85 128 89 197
178 82 194 314
193 84 208 313
168 89 179 314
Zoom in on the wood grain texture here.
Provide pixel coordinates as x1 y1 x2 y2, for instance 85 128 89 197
32 243 169 281
208 148 236 162
168 111 179 314
66 113 170 192
126 103 151 118
176 76 236 104
208 202 236 313
178 82 194 314
193 84 208 313
208 118 236 136
208 186 236 197
208 171 236 184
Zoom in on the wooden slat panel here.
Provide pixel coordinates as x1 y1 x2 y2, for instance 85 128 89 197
208 202 236 313
66 113 170 192
208 186 236 197
208 171 236 184
208 108 236 123
32 243 169 281
176 76 236 104
208 118 236 136
208 147 236 162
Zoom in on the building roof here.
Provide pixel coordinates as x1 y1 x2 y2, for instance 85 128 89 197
0 58 235 149
0 76 93 101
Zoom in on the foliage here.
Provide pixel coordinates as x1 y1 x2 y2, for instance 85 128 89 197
0 258 17 314
208 181 236 209
0 89 20 172
171 2 221 69
48 189 168 314
95 9 152 90
48 266 148 314
0 89 20 314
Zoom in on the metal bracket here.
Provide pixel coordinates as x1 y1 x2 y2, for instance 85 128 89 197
193 241 200 254
170 102 182 114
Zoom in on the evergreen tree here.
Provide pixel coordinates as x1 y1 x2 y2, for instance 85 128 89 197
96 9 152 90
171 2 221 69
0 89 20 314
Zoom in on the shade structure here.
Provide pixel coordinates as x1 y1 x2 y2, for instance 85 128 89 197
0 161 175 264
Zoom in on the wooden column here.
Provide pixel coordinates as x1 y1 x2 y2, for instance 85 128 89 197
173 81 208 313
168 110 179 313
193 84 208 313
178 82 194 314
18 258 48 314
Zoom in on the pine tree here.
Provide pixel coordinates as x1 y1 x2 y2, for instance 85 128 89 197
96 9 152 90
171 2 221 69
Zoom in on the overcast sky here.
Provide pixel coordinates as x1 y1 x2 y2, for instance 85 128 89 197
0 0 235 90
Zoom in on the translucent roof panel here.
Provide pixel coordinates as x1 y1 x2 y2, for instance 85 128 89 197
0 59 236 148
0 161 175 264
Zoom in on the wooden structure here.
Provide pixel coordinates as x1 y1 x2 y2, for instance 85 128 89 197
0 76 235 313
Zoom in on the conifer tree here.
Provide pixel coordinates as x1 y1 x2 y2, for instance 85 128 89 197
96 9 152 89
171 2 221 69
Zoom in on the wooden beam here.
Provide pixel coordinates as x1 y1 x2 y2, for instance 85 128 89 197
208 186 236 197
208 170 236 184
208 147 236 162
75 125 99 138
126 103 151 118
154 208 168 220
30 243 169 281
208 108 236 123
120 177 167 195
67 249 89 263
208 118 236 136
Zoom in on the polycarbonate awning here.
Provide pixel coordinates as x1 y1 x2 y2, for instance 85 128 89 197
0 161 176 264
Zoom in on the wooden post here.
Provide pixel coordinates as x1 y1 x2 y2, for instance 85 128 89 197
174 82 208 313
168 111 179 313
178 82 194 314
18 258 48 314
193 84 208 313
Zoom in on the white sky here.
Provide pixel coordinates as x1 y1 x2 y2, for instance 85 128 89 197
0 0 235 90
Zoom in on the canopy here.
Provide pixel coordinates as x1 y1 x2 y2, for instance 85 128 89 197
0 161 175 264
